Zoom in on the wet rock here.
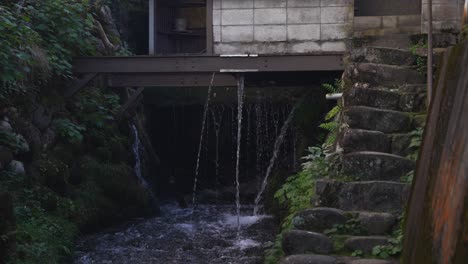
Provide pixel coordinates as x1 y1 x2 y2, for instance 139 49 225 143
7 160 25 175
344 106 412 133
0 120 12 132
292 208 347 232
41 128 56 151
344 85 401 111
315 180 410 213
282 230 333 255
344 236 390 253
342 151 415 181
346 63 425 86
32 105 52 130
355 212 396 235
350 47 417 66
280 254 337 264
341 129 390 153
399 92 427 112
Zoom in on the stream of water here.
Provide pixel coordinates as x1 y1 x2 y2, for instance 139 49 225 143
74 203 275 264
234 75 245 231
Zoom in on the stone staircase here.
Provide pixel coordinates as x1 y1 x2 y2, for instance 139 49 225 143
278 43 427 264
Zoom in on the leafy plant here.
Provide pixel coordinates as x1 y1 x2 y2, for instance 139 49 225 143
409 43 428 75
319 79 343 147
407 128 424 161
372 216 404 259
0 130 30 154
324 218 366 236
53 118 86 144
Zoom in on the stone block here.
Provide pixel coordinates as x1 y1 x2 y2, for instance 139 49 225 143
354 16 382 31
287 7 320 24
292 207 347 232
321 6 353 24
382 16 398 28
321 41 346 51
213 9 221 26
213 0 221 9
288 24 320 41
280 255 337 264
345 236 390 253
254 25 287 41
321 23 352 40
255 0 287 8
422 3 462 21
221 0 253 9
288 41 321 53
356 212 397 235
397 15 421 27
287 0 320 7
213 25 221 42
221 25 254 42
344 106 413 133
254 8 287 25
282 230 334 255
340 128 390 153
320 0 353 6
221 9 253 25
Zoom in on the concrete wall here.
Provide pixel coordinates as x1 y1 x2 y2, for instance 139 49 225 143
354 15 422 36
212 0 354 54
422 0 465 33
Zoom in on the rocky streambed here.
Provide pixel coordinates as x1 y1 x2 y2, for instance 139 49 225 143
74 203 276 264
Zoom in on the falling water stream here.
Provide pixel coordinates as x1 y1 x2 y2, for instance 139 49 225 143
234 74 245 231
253 102 300 215
192 72 216 207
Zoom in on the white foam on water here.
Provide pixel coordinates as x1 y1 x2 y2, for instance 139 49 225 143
222 214 266 228
234 239 260 250
175 223 195 234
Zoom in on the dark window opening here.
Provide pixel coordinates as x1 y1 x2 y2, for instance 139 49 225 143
156 0 208 55
354 0 421 16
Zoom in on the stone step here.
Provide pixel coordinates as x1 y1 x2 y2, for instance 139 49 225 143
344 83 427 112
346 63 425 86
341 129 390 154
282 230 334 256
315 180 410 213
280 254 398 264
350 46 418 66
344 106 412 133
292 207 397 235
344 236 390 254
342 151 415 181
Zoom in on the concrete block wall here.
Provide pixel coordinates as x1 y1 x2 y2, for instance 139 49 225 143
421 0 465 33
213 0 354 54
354 15 422 37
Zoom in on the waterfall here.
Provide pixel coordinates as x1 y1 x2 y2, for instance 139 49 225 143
235 74 245 231
131 124 150 189
210 106 224 200
192 72 216 208
253 102 300 215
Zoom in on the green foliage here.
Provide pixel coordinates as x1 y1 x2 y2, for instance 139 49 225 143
324 218 366 236
409 43 428 75
0 130 30 154
407 128 424 161
263 235 284 264
322 78 343 94
0 1 97 102
73 88 120 129
53 118 86 144
371 216 404 259
319 79 343 147
401 170 414 183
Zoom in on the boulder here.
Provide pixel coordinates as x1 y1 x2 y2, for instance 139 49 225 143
350 46 417 66
280 254 337 264
344 236 390 253
340 129 390 153
0 147 13 170
315 180 410 213
282 230 334 255
346 62 425 86
32 105 52 130
344 106 412 133
0 120 12 132
355 212 396 235
342 151 415 181
292 208 347 232
7 160 25 176
344 85 401 111
390 134 412 157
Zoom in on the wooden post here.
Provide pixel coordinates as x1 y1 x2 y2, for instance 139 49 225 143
149 0 157 55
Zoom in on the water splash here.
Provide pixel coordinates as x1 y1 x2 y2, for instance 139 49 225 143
130 124 149 189
234 74 245 231
192 72 216 208
253 101 300 215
